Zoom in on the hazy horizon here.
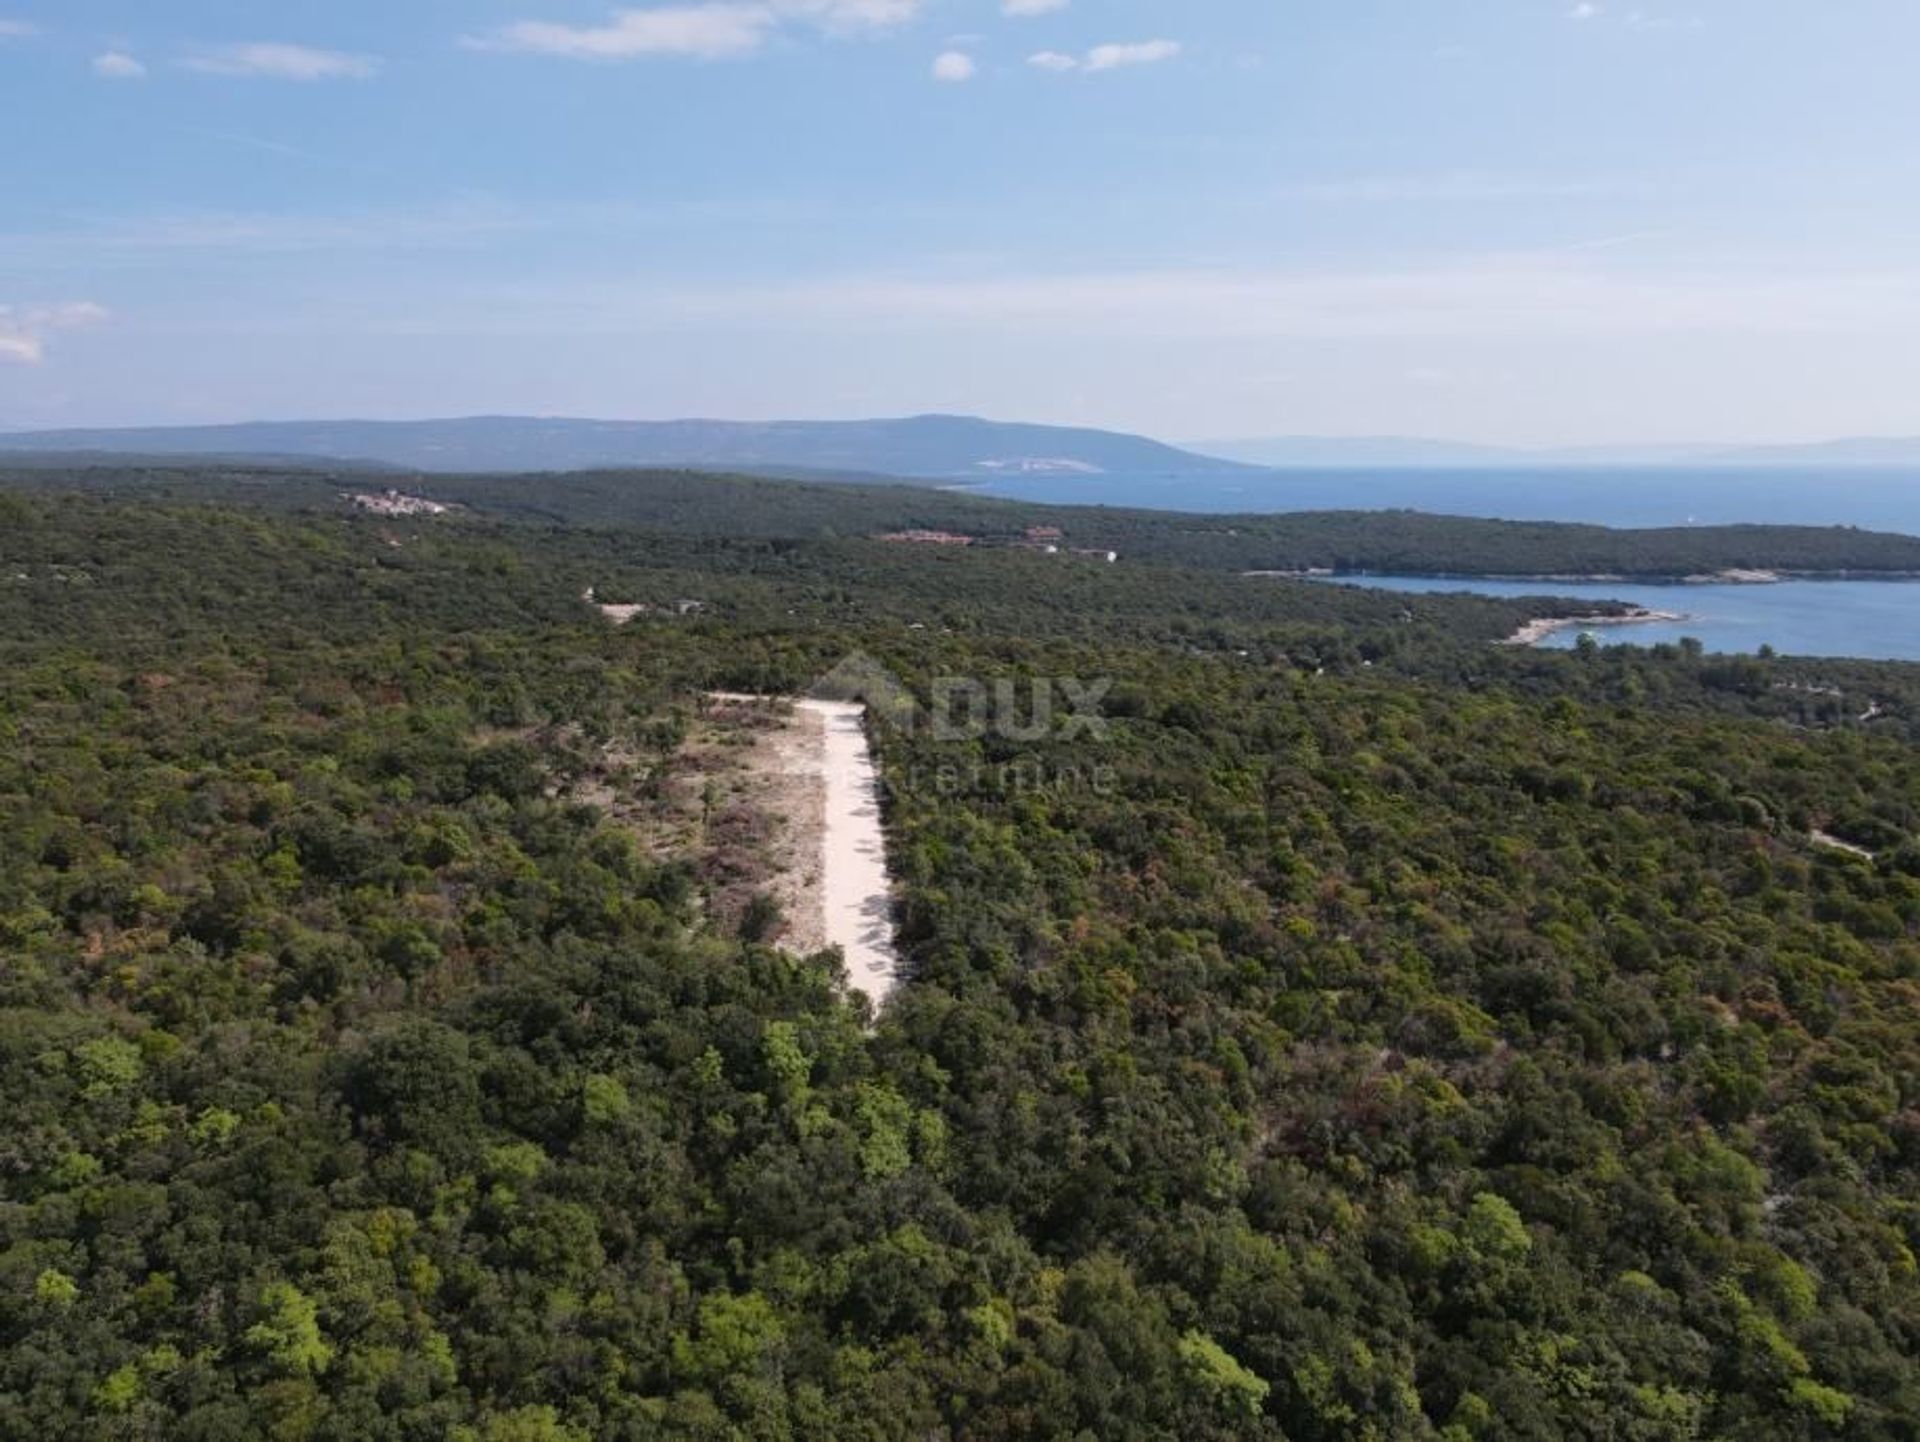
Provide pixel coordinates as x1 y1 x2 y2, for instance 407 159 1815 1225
8 2 1920 445
8 411 1920 458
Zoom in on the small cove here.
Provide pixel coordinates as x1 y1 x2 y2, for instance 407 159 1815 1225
1311 576 1920 661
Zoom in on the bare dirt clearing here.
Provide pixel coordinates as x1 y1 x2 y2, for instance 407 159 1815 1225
702 695 899 1007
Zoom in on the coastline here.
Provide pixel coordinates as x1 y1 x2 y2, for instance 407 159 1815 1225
1502 608 1686 647
1256 569 1917 661
1248 567 1920 585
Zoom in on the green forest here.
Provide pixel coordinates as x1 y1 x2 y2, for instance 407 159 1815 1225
12 458 1920 580
1 477 1916 1439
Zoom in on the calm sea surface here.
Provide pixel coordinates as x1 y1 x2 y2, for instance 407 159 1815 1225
966 466 1920 532
965 467 1920 660
1316 576 1920 662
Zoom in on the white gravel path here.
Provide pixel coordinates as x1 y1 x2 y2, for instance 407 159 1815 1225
705 693 900 1008
797 699 900 1008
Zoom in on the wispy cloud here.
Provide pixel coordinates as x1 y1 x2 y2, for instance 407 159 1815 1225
93 52 147 79
183 43 380 81
584 256 1920 342
0 19 38 39
1086 40 1180 72
0 196 876 268
1029 39 1181 74
1625 10 1705 31
1284 171 1629 202
931 50 976 82
469 5 775 60
783 0 922 30
0 207 540 264
0 303 108 365
165 123 389 178
1568 5 1704 31
1002 0 1068 15
471 1 923 60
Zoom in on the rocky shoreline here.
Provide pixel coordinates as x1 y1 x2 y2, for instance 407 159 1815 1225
1502 608 1686 647
1250 568 1920 585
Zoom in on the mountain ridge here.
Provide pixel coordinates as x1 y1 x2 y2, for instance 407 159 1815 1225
0 414 1258 479
15 417 1920 479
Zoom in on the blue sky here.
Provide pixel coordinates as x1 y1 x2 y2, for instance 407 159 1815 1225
3 0 1919 444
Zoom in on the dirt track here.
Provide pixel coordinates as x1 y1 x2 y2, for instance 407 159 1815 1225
706 694 899 1007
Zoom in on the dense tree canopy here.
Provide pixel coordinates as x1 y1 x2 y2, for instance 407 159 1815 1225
0 484 1915 1438
11 460 1920 579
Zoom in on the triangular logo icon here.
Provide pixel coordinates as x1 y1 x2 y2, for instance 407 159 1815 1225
808 651 919 730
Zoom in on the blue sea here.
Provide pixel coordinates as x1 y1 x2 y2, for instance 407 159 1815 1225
1318 576 1920 663
965 465 1920 533
963 467 1920 661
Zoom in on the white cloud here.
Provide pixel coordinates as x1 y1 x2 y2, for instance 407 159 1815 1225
1002 0 1068 15
93 52 147 79
778 0 922 31
1029 39 1181 74
931 50 976 82
1568 3 1602 18
472 1 922 60
472 6 776 59
0 303 109 365
1085 39 1180 72
184 43 380 80
0 20 37 39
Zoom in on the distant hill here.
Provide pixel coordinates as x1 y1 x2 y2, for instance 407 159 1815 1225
0 449 396 474
0 415 1257 479
17 421 1920 477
